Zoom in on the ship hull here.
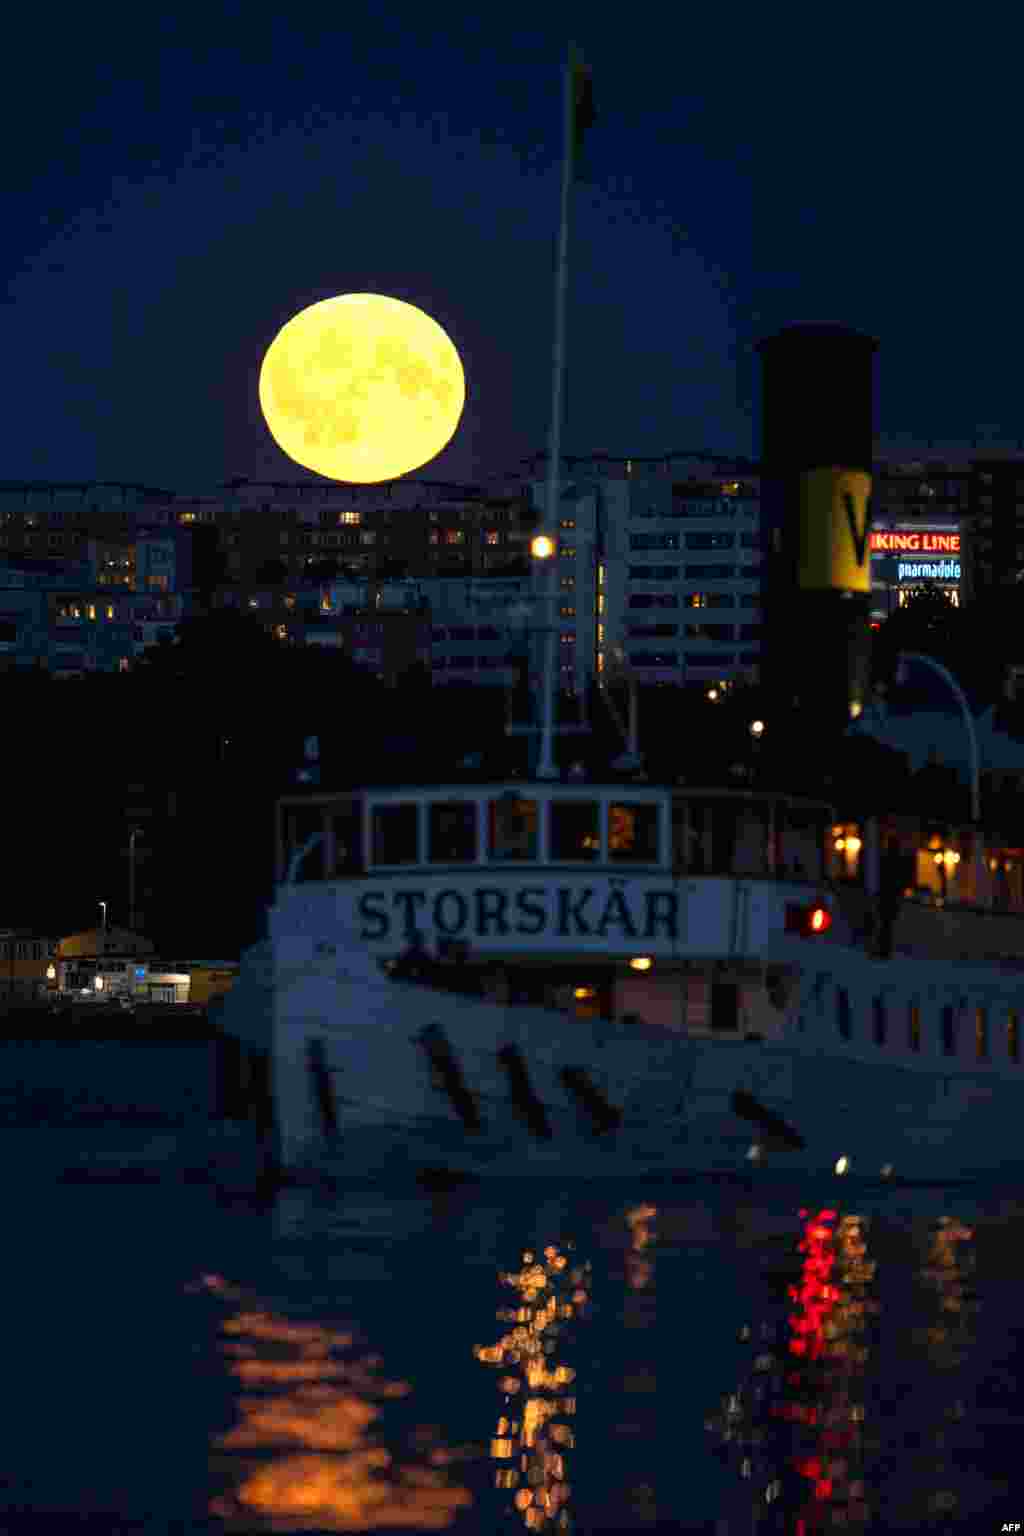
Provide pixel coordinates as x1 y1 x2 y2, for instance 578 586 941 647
269 961 1024 1186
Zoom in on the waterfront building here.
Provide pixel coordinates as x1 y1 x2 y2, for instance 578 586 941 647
0 929 58 1001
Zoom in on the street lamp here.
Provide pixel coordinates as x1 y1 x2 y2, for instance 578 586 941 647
128 829 140 934
894 651 987 908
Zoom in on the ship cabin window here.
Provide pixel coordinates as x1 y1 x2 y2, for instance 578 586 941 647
908 1004 921 1052
550 800 599 862
283 804 327 881
371 803 418 865
429 801 477 863
609 802 659 863
330 799 363 875
488 796 538 861
942 1005 956 1056
731 800 772 876
680 798 748 875
776 806 827 882
872 996 886 1047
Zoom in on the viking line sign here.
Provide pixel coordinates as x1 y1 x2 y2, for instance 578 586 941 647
870 531 960 554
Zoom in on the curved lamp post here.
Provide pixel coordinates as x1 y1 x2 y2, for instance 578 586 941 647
894 651 988 909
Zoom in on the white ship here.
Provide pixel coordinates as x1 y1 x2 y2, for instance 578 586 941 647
216 776 1024 1185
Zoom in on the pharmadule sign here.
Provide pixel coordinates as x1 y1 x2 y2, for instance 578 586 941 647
798 468 872 593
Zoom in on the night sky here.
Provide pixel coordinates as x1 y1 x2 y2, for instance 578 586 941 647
6 8 1022 491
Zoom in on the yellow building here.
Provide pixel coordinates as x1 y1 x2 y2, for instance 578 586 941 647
57 925 154 960
185 964 239 1007
56 927 156 999
54 929 238 1006
0 929 58 1001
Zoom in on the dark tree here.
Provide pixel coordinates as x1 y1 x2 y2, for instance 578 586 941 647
870 582 963 692
253 557 289 584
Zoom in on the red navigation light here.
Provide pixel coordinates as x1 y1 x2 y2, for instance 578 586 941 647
785 903 833 937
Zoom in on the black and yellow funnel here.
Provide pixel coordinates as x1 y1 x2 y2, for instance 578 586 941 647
757 324 877 732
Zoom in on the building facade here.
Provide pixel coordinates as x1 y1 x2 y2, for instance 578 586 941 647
1 458 1015 692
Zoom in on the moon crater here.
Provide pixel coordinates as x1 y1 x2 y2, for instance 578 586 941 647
259 294 465 482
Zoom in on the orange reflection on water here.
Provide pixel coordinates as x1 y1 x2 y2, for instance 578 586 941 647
474 1243 590 1531
198 1276 472 1531
625 1203 656 1293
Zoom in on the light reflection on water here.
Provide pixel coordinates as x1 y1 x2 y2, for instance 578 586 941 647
199 1272 475 1531
706 1195 1017 1531
474 1240 590 1530
184 1183 1024 1535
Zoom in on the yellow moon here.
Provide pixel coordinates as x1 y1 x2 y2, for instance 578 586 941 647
258 293 465 483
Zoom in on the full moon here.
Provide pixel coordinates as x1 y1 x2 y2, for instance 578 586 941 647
258 293 465 483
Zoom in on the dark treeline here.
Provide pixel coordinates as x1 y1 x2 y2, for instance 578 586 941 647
4 584 1021 957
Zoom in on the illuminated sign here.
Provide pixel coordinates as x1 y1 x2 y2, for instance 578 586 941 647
897 560 961 581
798 468 872 593
870 531 960 554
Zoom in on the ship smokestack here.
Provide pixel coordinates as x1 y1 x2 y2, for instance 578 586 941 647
757 323 877 737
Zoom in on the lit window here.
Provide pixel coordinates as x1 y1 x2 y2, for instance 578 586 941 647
248 597 260 609
560 605 576 617
284 594 296 610
485 530 500 545
559 546 576 559
445 530 465 545
560 518 576 530
597 624 604 641
550 800 599 861
560 576 575 590
87 604 96 621
908 1004 921 1052
488 797 538 861
340 511 361 525
273 624 287 640
609 803 659 861
106 606 114 619
598 595 605 614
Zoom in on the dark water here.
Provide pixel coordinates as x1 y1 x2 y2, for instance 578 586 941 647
5 1149 1024 1535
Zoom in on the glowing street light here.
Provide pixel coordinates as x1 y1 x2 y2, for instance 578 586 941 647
750 719 765 738
530 534 556 560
